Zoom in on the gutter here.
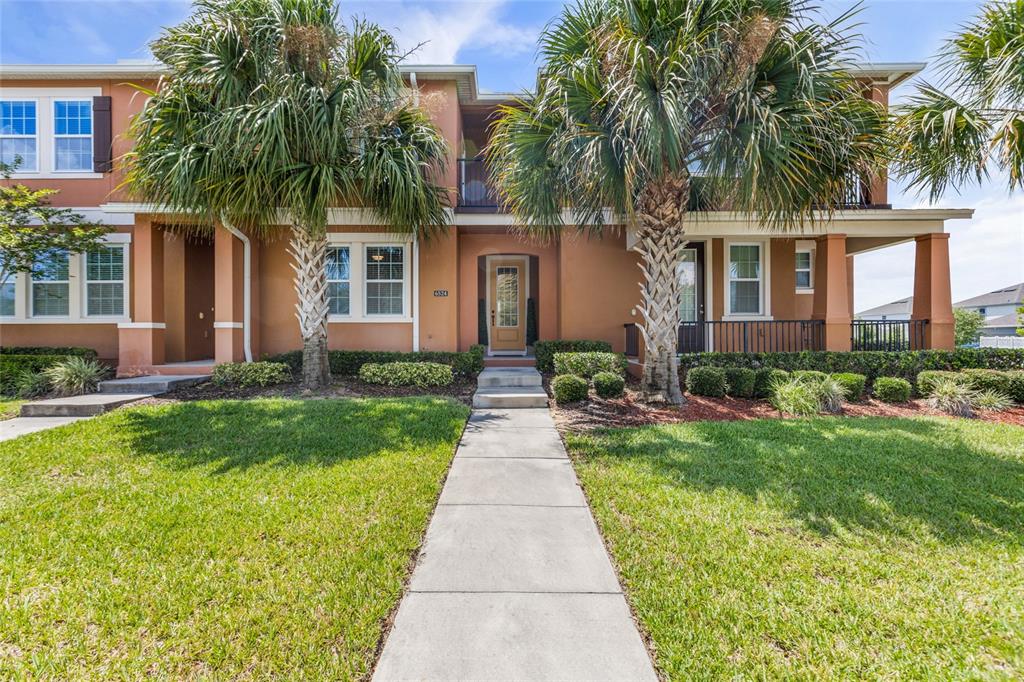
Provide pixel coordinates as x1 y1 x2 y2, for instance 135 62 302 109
412 233 420 351
220 217 253 363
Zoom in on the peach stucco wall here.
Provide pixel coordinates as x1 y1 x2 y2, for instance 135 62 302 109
419 230 460 352
0 324 120 361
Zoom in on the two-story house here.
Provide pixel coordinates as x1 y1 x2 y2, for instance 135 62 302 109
0 61 972 376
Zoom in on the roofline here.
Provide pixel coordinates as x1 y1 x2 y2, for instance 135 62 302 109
846 62 926 88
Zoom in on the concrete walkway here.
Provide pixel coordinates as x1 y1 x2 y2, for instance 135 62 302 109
373 408 657 681
0 416 85 442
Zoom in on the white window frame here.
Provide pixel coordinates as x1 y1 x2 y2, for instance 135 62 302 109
1 233 131 324
0 97 39 172
326 245 351 318
52 98 94 173
364 244 407 317
82 244 129 318
795 243 815 294
30 249 71 318
724 240 770 318
0 87 102 179
325 233 412 324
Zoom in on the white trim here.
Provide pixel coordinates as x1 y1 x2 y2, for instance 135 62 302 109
322 234 414 323
0 88 102 178
795 246 814 294
0 96 39 172
81 243 128 318
117 322 166 329
51 98 94 173
213 321 243 329
723 240 771 318
364 243 408 318
412 234 420 351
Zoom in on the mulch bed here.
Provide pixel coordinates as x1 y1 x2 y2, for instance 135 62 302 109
552 385 1024 431
130 376 477 410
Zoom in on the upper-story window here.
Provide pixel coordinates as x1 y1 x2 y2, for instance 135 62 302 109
53 100 93 171
795 249 813 290
0 88 100 177
0 100 38 171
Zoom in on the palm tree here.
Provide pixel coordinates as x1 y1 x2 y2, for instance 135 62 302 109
488 0 886 404
125 0 449 388
894 0 1024 200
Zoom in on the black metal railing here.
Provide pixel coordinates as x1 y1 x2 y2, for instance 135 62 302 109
680 320 825 353
624 323 640 357
457 158 500 210
851 319 928 351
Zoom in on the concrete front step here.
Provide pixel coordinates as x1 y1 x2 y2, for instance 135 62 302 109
99 374 209 394
483 356 537 368
472 386 549 409
21 393 158 417
477 367 543 388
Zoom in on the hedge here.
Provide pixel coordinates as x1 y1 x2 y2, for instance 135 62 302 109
831 372 867 401
753 368 789 399
553 351 627 378
358 362 454 387
212 361 291 387
0 346 97 359
266 345 485 378
686 366 727 397
723 367 755 398
679 349 1024 384
552 374 588 404
1 355 74 395
873 377 912 403
534 340 612 374
593 371 625 399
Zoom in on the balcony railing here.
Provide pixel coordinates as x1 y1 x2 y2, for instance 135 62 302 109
624 320 825 355
457 158 500 211
851 319 928 351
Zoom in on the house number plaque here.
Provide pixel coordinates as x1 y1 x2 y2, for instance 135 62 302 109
433 290 449 297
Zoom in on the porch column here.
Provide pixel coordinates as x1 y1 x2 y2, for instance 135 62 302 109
117 218 165 372
912 233 954 350
811 233 852 351
214 225 246 364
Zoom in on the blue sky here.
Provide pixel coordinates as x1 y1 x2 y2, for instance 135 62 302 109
2 0 1021 310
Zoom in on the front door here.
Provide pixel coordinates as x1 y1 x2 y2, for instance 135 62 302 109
677 243 706 353
488 256 527 353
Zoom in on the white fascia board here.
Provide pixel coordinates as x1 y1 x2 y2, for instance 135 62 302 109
99 203 459 226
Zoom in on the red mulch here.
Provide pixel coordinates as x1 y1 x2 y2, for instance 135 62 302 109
552 386 1024 431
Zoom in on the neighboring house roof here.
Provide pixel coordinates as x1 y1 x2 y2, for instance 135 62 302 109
954 282 1024 309
983 313 1019 330
856 297 913 317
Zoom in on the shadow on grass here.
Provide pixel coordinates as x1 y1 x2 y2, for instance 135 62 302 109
122 397 467 473
580 417 1024 545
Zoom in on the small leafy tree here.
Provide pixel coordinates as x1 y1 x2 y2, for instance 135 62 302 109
0 160 109 289
953 307 985 346
1017 305 1024 336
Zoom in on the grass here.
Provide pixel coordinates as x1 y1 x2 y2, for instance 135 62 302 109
0 397 468 679
0 397 24 420
567 417 1024 679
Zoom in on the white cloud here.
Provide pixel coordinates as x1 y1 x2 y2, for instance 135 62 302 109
855 192 1024 312
353 1 538 64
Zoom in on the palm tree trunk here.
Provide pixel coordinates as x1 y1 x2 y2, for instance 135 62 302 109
288 226 331 389
634 176 689 405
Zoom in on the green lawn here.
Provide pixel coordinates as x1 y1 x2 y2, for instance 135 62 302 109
0 397 24 420
567 417 1024 679
0 397 468 679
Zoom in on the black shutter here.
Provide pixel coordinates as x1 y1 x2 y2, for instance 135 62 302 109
92 96 112 173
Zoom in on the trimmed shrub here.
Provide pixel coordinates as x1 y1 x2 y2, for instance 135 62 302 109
534 340 613 374
917 370 963 397
212 361 291 387
0 346 97 359
927 377 977 418
686 366 727 397
0 355 68 395
358 362 453 387
593 371 625 399
961 369 1014 396
792 370 829 383
678 348 1024 383
265 347 484 378
873 377 912 403
552 374 589 404
831 373 867 401
770 377 820 416
723 367 756 398
753 368 789 399
1008 371 1024 404
553 351 627 378
43 357 109 396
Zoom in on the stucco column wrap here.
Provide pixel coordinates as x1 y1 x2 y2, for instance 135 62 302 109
214 225 246 363
811 233 852 351
912 233 954 350
117 218 166 373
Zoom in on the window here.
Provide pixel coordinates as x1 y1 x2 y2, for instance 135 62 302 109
495 266 519 326
326 246 350 315
365 245 404 315
728 244 762 315
31 249 70 316
85 246 124 316
53 100 92 171
795 249 813 290
0 100 38 171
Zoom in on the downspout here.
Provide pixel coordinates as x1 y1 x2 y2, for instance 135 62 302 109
221 216 253 363
412 233 420 351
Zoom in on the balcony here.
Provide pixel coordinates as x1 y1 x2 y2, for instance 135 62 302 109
457 158 500 212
